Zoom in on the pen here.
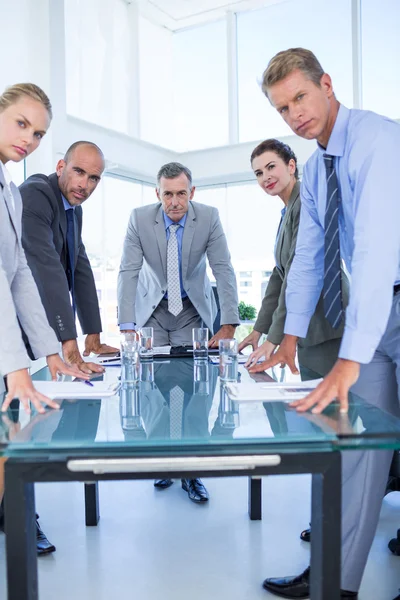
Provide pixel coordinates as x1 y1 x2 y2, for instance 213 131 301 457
75 379 95 387
100 357 121 363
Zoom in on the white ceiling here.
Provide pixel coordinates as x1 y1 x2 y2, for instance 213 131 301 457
135 0 287 31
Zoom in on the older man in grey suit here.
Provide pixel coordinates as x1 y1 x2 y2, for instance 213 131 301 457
118 162 239 347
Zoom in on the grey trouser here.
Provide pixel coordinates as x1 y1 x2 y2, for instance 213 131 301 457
144 297 202 346
340 293 400 591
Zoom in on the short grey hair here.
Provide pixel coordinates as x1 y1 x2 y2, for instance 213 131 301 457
157 162 193 188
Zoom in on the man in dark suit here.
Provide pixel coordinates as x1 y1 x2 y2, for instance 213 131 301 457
20 141 117 374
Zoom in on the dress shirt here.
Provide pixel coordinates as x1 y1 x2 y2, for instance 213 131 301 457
284 104 400 364
120 211 188 331
62 195 75 211
0 161 15 211
274 206 287 272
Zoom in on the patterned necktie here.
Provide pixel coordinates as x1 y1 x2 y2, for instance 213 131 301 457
323 154 343 329
167 223 183 316
169 385 184 439
65 208 76 315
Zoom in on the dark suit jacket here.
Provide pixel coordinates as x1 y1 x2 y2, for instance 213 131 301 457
254 181 349 349
19 173 102 341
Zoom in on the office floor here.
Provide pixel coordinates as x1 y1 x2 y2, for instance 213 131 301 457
0 474 398 600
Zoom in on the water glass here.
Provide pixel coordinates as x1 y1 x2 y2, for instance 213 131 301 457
219 339 238 382
139 327 154 360
193 360 209 395
140 360 154 384
120 332 139 384
192 327 209 361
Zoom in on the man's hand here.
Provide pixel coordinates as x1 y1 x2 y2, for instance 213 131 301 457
2 369 60 414
248 334 299 374
290 359 360 414
83 333 119 356
62 339 104 374
245 340 277 368
238 330 261 353
46 354 89 381
209 325 236 348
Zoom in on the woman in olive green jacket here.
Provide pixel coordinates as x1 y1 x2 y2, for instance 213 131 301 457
239 139 349 380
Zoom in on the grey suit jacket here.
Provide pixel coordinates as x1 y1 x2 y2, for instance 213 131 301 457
0 167 59 379
254 181 349 348
19 173 102 341
118 201 239 331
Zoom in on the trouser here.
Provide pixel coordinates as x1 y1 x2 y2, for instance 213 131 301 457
144 297 202 346
339 293 400 591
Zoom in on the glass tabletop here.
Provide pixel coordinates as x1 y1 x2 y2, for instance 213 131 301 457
2 358 400 458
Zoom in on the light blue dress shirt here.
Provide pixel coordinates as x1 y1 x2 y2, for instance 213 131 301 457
120 211 188 331
62 195 74 211
284 104 400 364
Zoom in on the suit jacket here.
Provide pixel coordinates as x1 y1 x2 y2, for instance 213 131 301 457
0 167 59 383
19 173 102 341
254 181 349 348
118 201 239 332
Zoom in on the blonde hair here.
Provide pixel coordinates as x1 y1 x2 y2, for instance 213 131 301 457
261 48 325 100
0 83 52 119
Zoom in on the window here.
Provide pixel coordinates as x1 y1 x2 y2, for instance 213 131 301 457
240 281 252 287
139 17 174 147
240 271 252 277
361 0 400 118
65 0 131 133
82 175 143 338
172 20 229 151
237 0 353 142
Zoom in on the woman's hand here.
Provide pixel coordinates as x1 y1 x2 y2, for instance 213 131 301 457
245 340 277 368
2 369 60 414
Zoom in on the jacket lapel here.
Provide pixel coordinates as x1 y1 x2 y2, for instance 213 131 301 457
181 203 196 281
0 167 19 237
49 173 67 243
154 205 167 280
275 181 300 270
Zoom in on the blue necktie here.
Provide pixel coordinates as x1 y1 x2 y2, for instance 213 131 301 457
323 154 343 329
65 208 76 315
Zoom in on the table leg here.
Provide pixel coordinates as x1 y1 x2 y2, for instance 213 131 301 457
5 462 37 600
248 476 262 520
85 482 100 526
310 452 341 600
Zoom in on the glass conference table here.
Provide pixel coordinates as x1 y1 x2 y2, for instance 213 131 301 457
3 358 400 600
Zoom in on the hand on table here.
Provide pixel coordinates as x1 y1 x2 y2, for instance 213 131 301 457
248 334 299 375
83 333 119 356
290 359 360 415
245 339 277 368
2 369 60 414
238 330 261 353
208 325 236 349
62 339 104 374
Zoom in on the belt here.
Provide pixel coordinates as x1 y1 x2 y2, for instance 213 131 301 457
394 284 400 296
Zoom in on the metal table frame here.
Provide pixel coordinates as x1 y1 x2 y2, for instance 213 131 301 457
5 448 341 600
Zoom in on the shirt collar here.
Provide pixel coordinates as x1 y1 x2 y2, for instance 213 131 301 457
0 161 13 187
163 211 187 230
317 104 350 158
62 194 75 211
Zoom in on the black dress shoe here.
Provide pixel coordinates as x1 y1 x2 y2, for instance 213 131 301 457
300 527 311 543
154 479 174 489
36 519 56 556
181 478 209 503
262 567 358 599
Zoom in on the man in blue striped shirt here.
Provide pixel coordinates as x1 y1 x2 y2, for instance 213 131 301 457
253 48 400 600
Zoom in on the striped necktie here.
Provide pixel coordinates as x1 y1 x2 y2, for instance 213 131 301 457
323 154 343 329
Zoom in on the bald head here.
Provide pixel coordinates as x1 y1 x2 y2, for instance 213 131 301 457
56 141 105 206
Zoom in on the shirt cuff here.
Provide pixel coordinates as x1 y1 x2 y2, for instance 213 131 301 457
119 322 136 331
338 328 379 364
284 313 311 339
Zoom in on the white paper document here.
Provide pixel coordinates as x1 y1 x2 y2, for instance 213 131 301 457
33 381 120 399
209 355 257 365
224 379 322 402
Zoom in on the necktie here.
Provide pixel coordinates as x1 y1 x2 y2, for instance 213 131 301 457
65 208 76 315
167 223 183 316
323 154 343 329
169 385 184 439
